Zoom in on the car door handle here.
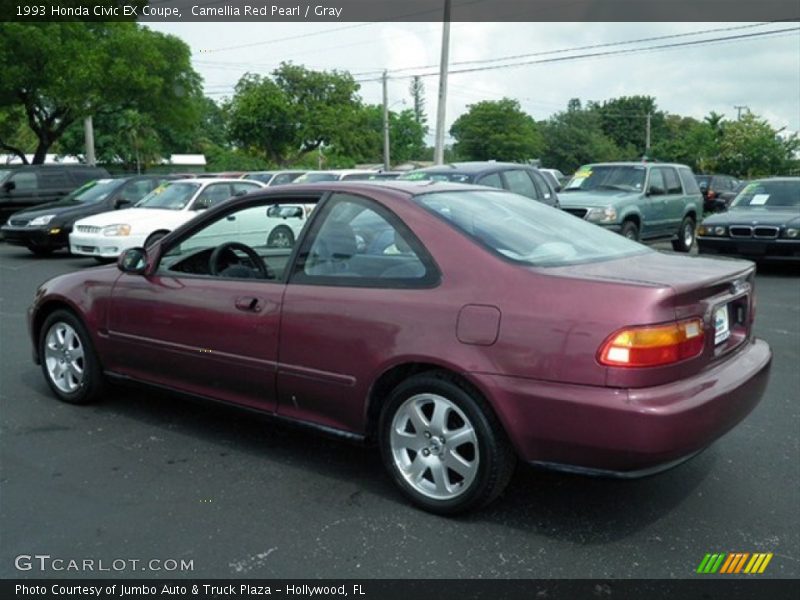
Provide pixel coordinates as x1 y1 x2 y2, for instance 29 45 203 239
235 297 263 312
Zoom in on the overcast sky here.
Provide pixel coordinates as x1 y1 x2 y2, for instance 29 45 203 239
148 22 800 144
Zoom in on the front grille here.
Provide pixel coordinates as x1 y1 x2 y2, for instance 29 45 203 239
8 218 29 227
753 226 779 239
76 225 102 234
729 226 753 238
563 208 588 219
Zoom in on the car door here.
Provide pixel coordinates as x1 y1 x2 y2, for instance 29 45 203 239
2 170 40 215
641 168 669 238
276 192 440 434
105 199 292 411
529 169 559 207
660 167 686 232
501 169 543 203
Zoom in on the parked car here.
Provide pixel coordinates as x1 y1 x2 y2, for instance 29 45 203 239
1 175 178 256
263 202 315 248
0 164 110 225
69 178 264 262
539 168 567 191
399 162 559 208
697 177 800 262
30 180 771 514
293 169 379 183
559 162 703 251
696 174 741 213
242 171 307 186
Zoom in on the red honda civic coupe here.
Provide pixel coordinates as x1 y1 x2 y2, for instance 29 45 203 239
28 181 772 514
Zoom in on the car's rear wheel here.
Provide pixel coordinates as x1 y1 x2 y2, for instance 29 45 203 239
379 372 516 514
145 231 168 248
39 310 104 405
620 220 639 241
672 216 696 252
267 225 295 248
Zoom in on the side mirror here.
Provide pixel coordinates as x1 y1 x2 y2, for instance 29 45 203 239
117 247 148 275
114 198 132 209
266 205 281 218
3 180 15 192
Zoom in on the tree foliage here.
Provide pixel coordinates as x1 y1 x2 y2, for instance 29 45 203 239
450 98 543 161
0 22 202 164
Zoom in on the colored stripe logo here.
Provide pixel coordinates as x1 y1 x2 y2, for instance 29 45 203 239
696 553 773 574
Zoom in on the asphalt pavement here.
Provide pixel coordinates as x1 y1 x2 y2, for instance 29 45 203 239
0 242 797 579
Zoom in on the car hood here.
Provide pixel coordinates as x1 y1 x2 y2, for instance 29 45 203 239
543 250 752 295
702 207 800 227
75 207 194 229
9 201 108 223
558 190 638 208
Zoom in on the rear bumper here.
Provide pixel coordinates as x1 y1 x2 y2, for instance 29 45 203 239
474 338 772 474
698 237 800 261
0 225 68 250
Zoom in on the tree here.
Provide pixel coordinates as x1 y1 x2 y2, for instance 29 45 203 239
592 95 665 158
715 113 798 177
651 115 718 172
538 98 623 173
0 22 202 164
450 98 543 161
409 76 427 128
226 64 364 166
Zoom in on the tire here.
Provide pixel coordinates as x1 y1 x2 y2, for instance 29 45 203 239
671 216 696 252
39 310 105 405
267 225 295 248
379 372 516 515
145 231 168 248
620 220 640 241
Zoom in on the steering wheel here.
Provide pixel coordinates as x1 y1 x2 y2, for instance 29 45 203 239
209 242 271 279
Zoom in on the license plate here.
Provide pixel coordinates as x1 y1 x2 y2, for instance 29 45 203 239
714 305 730 345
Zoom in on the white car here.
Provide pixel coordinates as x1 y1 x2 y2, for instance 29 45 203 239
292 169 378 183
69 178 264 261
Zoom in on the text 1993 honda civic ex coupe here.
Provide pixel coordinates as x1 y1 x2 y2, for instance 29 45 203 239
28 181 772 514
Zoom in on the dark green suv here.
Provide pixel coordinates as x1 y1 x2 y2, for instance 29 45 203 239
559 162 703 252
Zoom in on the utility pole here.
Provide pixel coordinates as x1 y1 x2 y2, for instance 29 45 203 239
84 116 96 166
645 112 651 155
433 0 451 165
734 105 749 120
382 70 390 171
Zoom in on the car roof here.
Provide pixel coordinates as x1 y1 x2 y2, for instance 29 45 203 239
170 177 265 186
249 179 497 197
750 176 800 183
582 161 691 168
410 161 533 175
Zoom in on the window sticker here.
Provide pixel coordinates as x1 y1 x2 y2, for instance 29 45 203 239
750 194 769 205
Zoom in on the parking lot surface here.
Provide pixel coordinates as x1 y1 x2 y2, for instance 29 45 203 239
0 242 797 579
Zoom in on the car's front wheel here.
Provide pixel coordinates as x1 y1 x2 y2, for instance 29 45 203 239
379 372 516 514
620 220 640 241
267 225 295 248
39 310 104 405
672 216 696 252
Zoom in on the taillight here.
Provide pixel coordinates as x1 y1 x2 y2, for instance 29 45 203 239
598 318 705 367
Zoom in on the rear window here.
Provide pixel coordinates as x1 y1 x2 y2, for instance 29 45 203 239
680 168 702 194
413 189 650 267
731 180 800 208
400 171 474 184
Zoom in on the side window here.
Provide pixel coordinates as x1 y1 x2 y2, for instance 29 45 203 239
679 168 701 194
232 182 260 196
476 172 503 189
648 169 666 195
295 193 437 286
38 170 70 189
10 171 38 191
503 170 539 199
529 170 554 201
193 184 232 210
663 168 683 194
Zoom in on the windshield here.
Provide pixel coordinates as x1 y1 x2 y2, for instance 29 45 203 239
564 165 646 192
731 180 800 208
400 171 474 183
243 172 275 183
62 179 121 204
294 172 339 183
413 189 650 267
136 182 200 210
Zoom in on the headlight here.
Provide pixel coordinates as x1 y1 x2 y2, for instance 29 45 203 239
714 226 727 236
102 224 131 237
786 228 798 239
29 214 55 227
585 206 617 223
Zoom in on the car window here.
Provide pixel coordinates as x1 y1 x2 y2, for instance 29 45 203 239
271 173 301 185
662 168 683 195
296 193 436 286
400 171 473 183
38 170 71 188
119 179 156 202
9 171 38 191
530 170 555 200
231 182 261 196
69 179 120 203
414 189 650 267
731 180 800 208
503 170 540 199
476 172 503 189
136 182 201 210
565 165 646 192
680 168 702 194
648 169 666 195
193 184 233 210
